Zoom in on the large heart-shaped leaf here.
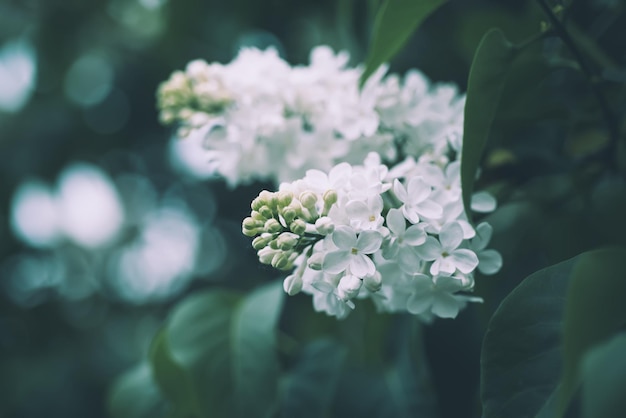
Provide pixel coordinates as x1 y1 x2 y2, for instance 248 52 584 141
481 256 576 418
152 281 285 418
360 0 446 87
461 28 514 221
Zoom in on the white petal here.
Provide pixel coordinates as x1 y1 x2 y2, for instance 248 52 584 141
433 257 456 276
402 205 420 224
393 179 408 203
323 251 351 274
473 222 493 250
398 246 421 274
407 177 430 203
346 200 369 220
403 224 426 246
414 237 441 261
386 208 406 236
471 191 497 213
433 275 465 292
477 249 503 275
450 249 479 274
331 226 356 250
457 220 476 239
416 200 443 219
431 292 462 318
356 230 383 254
350 254 376 277
439 222 464 251
407 292 433 315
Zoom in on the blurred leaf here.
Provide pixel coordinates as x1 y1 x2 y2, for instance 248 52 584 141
108 363 167 418
461 28 514 221
581 333 626 418
360 0 446 86
149 329 200 417
162 281 285 418
333 317 437 418
559 248 626 416
481 256 576 418
280 338 348 418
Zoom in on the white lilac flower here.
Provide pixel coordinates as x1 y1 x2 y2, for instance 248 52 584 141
470 222 503 275
243 154 501 320
322 226 382 278
393 177 442 224
415 222 479 276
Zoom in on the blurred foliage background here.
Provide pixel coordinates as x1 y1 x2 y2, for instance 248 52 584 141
1 0 626 417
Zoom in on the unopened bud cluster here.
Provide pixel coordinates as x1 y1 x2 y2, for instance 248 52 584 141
243 189 338 272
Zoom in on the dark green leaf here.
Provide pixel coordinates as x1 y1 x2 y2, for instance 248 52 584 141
360 0 446 87
481 256 576 418
558 247 626 415
581 333 626 418
280 338 348 418
149 329 200 416
163 281 285 418
108 363 168 418
461 28 514 221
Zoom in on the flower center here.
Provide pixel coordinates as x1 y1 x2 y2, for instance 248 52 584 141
442 251 450 257
351 248 359 255
369 215 376 222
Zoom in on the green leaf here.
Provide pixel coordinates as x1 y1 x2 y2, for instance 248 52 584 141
481 256 577 418
280 338 348 418
360 0 446 87
149 329 200 416
108 363 168 418
161 281 285 418
461 28 514 221
558 248 626 415
581 333 626 418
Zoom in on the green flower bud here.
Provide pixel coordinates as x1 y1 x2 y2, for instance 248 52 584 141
283 274 303 296
251 211 266 222
299 191 318 209
364 272 382 293
290 219 307 235
323 189 338 206
276 191 293 208
259 205 274 219
281 207 297 224
307 252 324 270
314 217 335 235
243 217 261 230
277 232 299 250
269 238 280 250
251 197 264 211
258 247 278 265
271 251 293 270
264 218 283 234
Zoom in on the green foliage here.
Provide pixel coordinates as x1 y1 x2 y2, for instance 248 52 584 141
581 333 626 418
461 28 514 221
360 0 447 87
559 248 626 415
150 281 284 418
280 339 348 418
108 364 168 418
482 248 626 418
481 256 575 418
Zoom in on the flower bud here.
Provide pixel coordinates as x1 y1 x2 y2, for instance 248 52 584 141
251 197 264 211
290 219 307 235
264 218 282 234
299 191 318 209
276 191 293 208
251 211 266 221
258 205 274 219
337 275 362 300
315 217 335 235
281 207 297 224
252 234 272 250
268 238 280 250
277 232 299 250
242 217 260 230
283 274 303 296
363 271 382 293
271 251 293 270
323 189 338 206
258 247 278 265
259 190 278 210
307 252 324 270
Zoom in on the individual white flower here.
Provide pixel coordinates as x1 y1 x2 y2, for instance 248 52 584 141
345 195 384 232
415 222 479 276
383 208 426 274
322 226 382 277
470 222 503 275
393 177 442 224
407 275 476 319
